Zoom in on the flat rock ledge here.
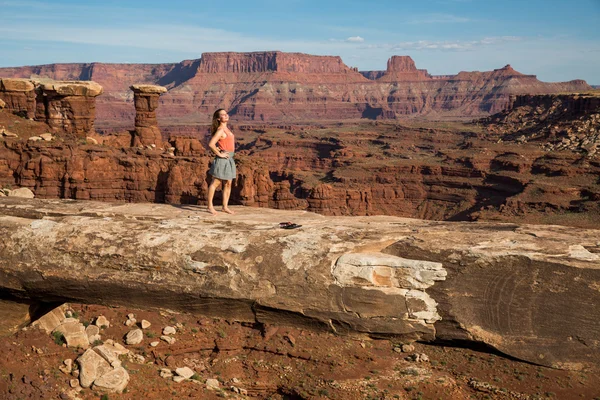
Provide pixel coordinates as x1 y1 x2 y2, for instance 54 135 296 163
0 198 599 370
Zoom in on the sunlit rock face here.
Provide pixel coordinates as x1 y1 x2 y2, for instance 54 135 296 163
1 197 599 370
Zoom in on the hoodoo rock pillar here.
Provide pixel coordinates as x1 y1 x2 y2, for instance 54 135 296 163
0 78 36 119
130 84 167 147
40 81 103 138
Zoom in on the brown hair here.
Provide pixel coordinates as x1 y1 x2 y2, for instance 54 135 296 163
211 109 226 135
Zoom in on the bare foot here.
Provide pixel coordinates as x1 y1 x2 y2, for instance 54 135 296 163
208 207 218 215
222 207 235 215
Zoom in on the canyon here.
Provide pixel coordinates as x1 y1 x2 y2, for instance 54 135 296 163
1 54 599 399
1 88 598 227
0 52 591 129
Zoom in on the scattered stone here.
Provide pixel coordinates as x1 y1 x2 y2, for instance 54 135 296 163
53 321 89 349
7 187 35 199
39 133 53 141
127 313 135 319
69 379 79 388
86 136 98 145
163 326 176 335
28 136 42 142
175 322 184 330
159 368 173 379
88 334 102 344
232 377 240 384
173 376 187 383
112 342 129 354
150 341 159 347
232 386 248 395
175 367 195 379
125 329 143 345
140 320 151 329
94 344 121 365
160 335 176 345
92 366 129 393
130 354 145 364
85 325 100 338
0 99 5 108
401 344 415 353
72 370 79 378
409 353 429 362
95 316 110 328
1 128 18 138
206 378 220 390
76 348 111 388
124 319 136 327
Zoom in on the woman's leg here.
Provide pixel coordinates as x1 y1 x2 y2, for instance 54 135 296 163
207 178 222 215
222 180 235 214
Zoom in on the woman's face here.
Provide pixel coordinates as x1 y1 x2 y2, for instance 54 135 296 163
217 110 229 123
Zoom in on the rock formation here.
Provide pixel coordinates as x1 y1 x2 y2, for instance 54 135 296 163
0 52 591 128
0 197 598 370
39 81 103 137
130 84 167 147
1 91 599 225
0 78 36 119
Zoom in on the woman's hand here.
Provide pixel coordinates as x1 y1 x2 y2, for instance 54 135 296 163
217 152 229 159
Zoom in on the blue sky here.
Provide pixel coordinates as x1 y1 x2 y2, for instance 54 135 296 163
1 0 599 83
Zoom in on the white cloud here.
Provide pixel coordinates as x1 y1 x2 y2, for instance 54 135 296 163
346 36 365 43
362 36 526 52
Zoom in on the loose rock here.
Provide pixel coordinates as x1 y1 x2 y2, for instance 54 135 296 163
95 316 110 328
77 348 111 388
124 329 143 345
7 187 34 199
175 367 195 379
92 366 129 393
206 378 220 390
160 335 176 345
163 326 176 335
140 320 151 329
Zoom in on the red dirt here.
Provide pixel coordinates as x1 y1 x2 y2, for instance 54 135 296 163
1 303 599 399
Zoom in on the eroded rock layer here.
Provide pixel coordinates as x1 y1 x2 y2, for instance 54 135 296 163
0 198 598 370
0 52 591 128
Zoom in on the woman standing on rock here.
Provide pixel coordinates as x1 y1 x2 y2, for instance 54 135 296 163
207 109 236 215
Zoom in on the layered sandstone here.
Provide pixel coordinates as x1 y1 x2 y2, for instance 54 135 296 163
130 84 167 147
0 78 36 118
40 81 103 137
375 56 431 82
1 198 599 370
0 52 591 127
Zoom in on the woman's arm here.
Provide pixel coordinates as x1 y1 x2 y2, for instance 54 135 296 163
208 130 229 158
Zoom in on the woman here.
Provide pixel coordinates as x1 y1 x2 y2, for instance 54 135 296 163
207 109 236 215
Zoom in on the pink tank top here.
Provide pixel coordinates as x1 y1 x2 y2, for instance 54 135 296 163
217 131 235 152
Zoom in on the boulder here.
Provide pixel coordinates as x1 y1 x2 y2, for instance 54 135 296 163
76 348 111 388
95 316 110 328
175 367 194 379
124 329 143 345
53 321 89 349
31 304 67 333
92 366 129 393
0 198 599 370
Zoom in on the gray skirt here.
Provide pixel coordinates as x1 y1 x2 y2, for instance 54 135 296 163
209 152 236 180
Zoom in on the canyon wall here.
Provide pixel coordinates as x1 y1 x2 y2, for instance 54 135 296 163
0 52 591 128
